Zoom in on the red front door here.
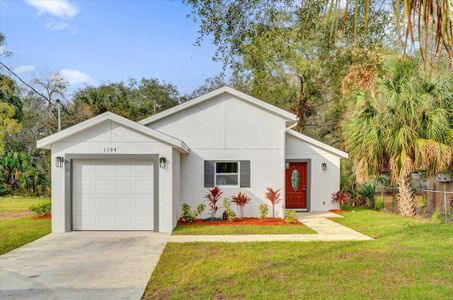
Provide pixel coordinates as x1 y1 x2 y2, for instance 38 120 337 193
285 162 307 209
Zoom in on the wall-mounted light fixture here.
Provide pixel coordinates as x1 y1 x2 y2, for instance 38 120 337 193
159 157 167 168
321 162 327 171
55 156 65 168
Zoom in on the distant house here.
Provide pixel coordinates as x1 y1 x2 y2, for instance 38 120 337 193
37 87 348 233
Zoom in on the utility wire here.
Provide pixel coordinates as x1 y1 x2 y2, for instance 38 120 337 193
0 61 49 101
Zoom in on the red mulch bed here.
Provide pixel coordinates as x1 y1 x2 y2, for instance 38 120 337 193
329 209 349 214
178 217 303 226
32 214 51 220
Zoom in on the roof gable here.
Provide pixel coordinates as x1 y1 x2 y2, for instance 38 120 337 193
139 86 298 126
37 112 189 153
286 129 348 158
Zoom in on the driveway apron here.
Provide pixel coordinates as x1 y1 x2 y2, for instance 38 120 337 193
0 231 169 300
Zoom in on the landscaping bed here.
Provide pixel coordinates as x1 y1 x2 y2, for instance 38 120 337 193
178 217 303 226
173 218 316 235
329 209 349 214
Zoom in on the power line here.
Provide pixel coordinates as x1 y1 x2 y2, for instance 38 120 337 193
0 61 49 101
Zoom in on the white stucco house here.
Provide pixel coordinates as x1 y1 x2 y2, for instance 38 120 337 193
37 87 348 233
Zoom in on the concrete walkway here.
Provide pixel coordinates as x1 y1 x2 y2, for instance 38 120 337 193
169 212 373 243
0 231 169 300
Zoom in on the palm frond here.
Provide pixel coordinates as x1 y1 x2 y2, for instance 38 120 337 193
325 0 453 67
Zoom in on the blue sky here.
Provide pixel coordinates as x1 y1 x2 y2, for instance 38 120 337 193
0 0 222 96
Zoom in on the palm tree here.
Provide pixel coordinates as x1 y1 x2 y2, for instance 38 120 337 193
343 58 453 216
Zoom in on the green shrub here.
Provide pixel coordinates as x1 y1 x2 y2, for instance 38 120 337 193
419 196 427 210
181 203 194 223
340 158 356 191
0 183 5 196
180 203 206 223
29 202 51 217
375 198 384 210
284 209 297 224
358 183 376 208
431 209 443 224
222 198 236 222
259 204 268 219
195 203 205 216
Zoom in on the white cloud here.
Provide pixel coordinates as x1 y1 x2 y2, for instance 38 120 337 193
25 0 78 19
13 65 36 74
59 69 92 85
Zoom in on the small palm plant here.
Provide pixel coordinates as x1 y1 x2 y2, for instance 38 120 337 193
231 192 252 218
265 187 281 218
204 186 223 219
222 198 236 222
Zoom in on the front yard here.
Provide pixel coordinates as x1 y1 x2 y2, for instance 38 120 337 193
0 196 51 255
144 209 453 299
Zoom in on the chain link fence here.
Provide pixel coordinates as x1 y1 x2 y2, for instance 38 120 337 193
375 184 453 223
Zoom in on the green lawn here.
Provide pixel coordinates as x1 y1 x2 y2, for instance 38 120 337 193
0 217 51 255
173 224 316 235
144 209 453 299
0 196 51 255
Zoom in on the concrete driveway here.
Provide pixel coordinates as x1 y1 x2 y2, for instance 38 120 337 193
0 231 169 300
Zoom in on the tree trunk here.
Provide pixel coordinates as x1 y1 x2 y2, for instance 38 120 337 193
397 174 416 216
296 75 309 130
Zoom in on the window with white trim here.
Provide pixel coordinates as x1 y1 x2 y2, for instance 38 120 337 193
215 161 239 186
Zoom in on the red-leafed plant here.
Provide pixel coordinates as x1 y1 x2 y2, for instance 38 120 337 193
331 190 351 206
231 192 252 218
204 186 223 219
265 187 281 218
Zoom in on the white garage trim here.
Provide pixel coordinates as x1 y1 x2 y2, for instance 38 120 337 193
66 154 160 231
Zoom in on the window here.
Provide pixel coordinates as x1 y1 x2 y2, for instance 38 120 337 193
204 160 250 188
215 161 239 186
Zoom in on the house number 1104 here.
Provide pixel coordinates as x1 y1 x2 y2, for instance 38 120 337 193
103 147 117 152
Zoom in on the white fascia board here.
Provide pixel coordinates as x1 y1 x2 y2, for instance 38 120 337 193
286 129 349 158
37 112 190 153
139 86 298 125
